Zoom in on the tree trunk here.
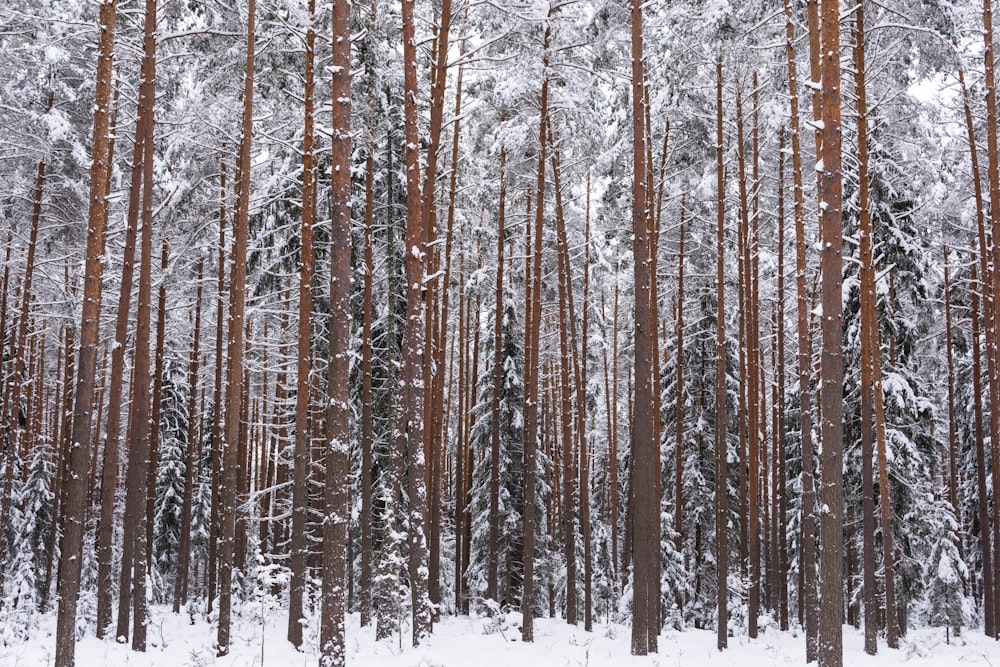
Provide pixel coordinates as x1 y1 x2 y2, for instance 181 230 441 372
217 0 255 653
816 0 845 663
982 0 1000 630
630 0 659 653
207 163 227 612
784 0 818 657
52 2 118 660
147 239 168 571
399 0 432 645
714 58 729 652
319 3 351 663
853 4 878 654
959 48 995 634
487 148 506 606
551 137 579 626
288 0 316 647
174 260 203 612
521 12 552 642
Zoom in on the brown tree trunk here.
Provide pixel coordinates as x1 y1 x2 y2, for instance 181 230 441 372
551 137 578 626
714 58 729 652
783 0 819 657
288 0 316 647
319 3 351 663
217 0 255 653
207 163 227 612
959 48 995 634
944 247 961 544
982 0 1000 629
674 205 686 561
816 0 845 663
421 1 452 614
630 0 659 653
487 148 507 605
359 141 375 628
521 13 552 642
115 1 159 645
456 265 468 614
147 239 168 569
51 0 118 653
581 175 593 632
174 260 203 612
399 0 432 644
971 259 995 636
853 4 878 654
775 128 789 631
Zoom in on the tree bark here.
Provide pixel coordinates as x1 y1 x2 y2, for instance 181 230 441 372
288 0 316 647
52 2 118 660
319 2 351 663
816 0 845 663
217 0 255 653
853 4 878 654
782 1 818 655
174 259 203 612
487 148 506 606
399 0 433 645
714 58 729 652
630 0 659 653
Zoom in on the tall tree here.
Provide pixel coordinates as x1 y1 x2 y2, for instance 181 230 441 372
217 0 255 654
714 57 729 653
174 260 203 612
399 0 432 645
288 0 317 647
630 0 659 654
53 2 118 665
319 2 351 664
816 0 845 664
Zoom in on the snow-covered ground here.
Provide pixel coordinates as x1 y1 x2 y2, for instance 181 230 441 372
4 605 1000 666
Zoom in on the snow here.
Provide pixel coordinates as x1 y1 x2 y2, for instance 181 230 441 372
5 605 999 667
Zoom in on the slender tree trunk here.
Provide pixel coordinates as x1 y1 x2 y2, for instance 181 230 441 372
816 0 845 663
175 260 203 612
630 0 659 653
207 163 227 612
944 247 961 538
674 205 686 561
217 0 255 653
551 137 578 626
147 239 168 569
775 128 789 631
581 175 593 632
522 13 552 642
359 142 375 628
611 267 620 585
714 58 729 652
971 259 995 636
853 4 878 654
421 0 452 614
319 3 351 663
784 0 818 656
735 79 761 639
288 0 316 647
456 265 468 614
52 0 117 656
399 0 432 644
959 49 995 635
487 148 506 606
982 1 1000 629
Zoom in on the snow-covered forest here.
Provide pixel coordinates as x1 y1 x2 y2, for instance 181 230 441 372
1 0 1000 666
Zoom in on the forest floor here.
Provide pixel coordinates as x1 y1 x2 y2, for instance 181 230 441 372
3 602 1000 667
